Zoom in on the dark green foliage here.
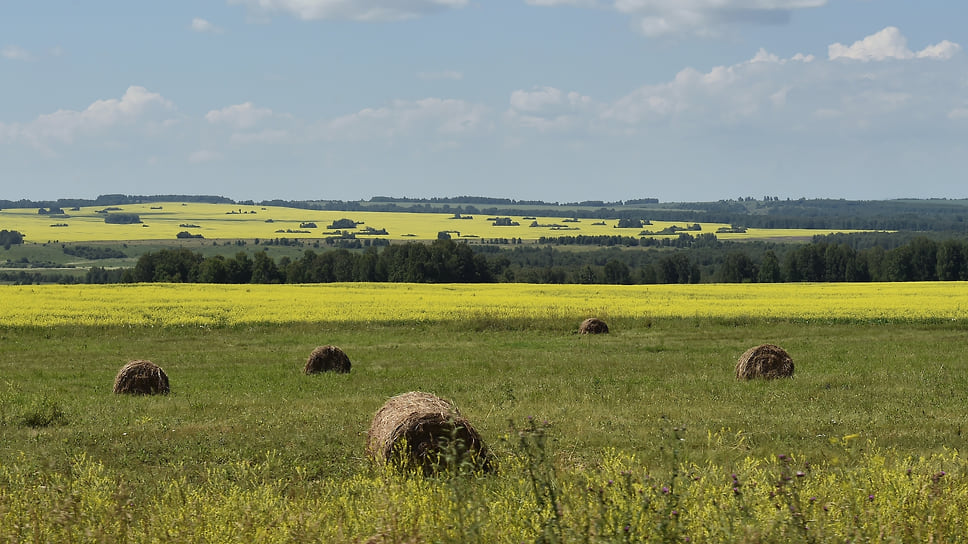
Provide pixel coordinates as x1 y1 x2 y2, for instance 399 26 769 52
62 245 127 259
0 229 25 250
103 213 142 225
327 218 357 229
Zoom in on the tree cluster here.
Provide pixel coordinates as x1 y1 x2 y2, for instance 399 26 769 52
1 229 24 250
122 239 494 284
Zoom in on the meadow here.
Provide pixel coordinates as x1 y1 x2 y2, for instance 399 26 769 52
0 202 867 243
2 282 968 542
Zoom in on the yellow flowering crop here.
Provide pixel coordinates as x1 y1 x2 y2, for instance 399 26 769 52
0 202 869 243
0 282 964 327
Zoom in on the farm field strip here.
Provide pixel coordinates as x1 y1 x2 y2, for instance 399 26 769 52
0 202 871 243
1 281 966 327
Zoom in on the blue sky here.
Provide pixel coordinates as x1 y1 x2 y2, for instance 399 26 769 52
2 1 966 203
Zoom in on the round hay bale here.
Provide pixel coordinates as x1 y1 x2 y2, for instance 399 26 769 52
735 344 794 380
366 391 493 475
579 317 609 334
113 360 170 395
304 345 351 374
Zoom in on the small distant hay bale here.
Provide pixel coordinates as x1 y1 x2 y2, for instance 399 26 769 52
367 391 493 475
113 360 170 395
579 317 609 334
304 345 351 374
735 344 794 380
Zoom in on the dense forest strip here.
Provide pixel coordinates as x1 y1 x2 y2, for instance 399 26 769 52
5 234 966 285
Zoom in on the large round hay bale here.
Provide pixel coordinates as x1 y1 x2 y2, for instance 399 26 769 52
735 344 794 380
113 360 170 395
304 345 351 374
579 317 609 334
366 391 493 474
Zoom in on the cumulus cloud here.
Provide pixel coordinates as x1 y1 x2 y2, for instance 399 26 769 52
227 0 468 22
829 27 961 61
506 86 596 132
947 108 968 120
2 45 32 61
230 129 290 144
0 86 174 149
604 0 828 37
205 102 274 129
321 98 486 141
191 18 224 33
601 48 814 125
524 0 597 6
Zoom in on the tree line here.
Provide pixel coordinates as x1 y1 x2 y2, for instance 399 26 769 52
5 234 968 286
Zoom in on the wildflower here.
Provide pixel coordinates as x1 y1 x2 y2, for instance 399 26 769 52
662 486 670 494
868 494 875 502
796 471 805 478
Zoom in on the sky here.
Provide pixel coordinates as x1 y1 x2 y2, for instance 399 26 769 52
1 1 967 203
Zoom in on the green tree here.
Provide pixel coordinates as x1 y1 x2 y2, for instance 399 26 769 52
757 250 781 283
603 259 631 284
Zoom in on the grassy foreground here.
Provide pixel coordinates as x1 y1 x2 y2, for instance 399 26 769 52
2 304 968 541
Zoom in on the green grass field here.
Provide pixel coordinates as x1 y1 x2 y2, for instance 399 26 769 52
3 316 968 542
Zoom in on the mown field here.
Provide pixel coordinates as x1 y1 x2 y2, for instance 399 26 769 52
0 202 868 243
2 282 968 542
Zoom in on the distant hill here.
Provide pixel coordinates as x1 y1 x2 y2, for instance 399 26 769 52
3 194 968 232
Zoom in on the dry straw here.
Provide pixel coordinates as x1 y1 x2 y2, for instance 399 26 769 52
735 344 794 380
579 317 609 334
304 345 351 374
113 360 170 395
366 391 493 474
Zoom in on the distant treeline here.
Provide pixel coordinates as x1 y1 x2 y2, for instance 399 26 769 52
7 233 968 286
6 194 968 231
0 194 234 210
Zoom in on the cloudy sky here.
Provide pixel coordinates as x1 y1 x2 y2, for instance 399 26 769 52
2 1 966 203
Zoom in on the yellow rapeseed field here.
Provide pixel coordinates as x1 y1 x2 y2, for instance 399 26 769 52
1 282 964 327
0 202 867 243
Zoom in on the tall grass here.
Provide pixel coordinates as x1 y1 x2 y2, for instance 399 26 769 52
1 318 967 541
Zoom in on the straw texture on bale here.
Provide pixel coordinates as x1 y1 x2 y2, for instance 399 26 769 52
304 345 351 374
735 344 794 380
579 317 609 334
367 391 493 474
113 360 170 395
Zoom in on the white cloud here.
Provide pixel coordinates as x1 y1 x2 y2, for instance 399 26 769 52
322 98 486 141
417 71 463 80
506 86 596 132
227 0 468 22
2 45 32 61
189 150 222 163
231 129 290 144
205 102 274 129
601 49 814 125
610 0 828 37
525 0 597 6
0 86 174 149
829 27 961 61
947 108 968 120
191 18 224 33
